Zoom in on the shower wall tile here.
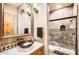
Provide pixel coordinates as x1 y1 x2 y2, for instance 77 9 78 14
77 4 79 55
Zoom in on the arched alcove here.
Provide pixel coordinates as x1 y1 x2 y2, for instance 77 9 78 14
60 25 66 31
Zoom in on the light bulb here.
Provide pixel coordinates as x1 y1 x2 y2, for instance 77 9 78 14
26 8 30 12
33 4 37 8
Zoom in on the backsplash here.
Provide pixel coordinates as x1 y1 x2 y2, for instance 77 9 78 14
0 35 33 52
0 37 17 52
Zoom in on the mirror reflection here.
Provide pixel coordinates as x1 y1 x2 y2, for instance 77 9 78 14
3 3 32 36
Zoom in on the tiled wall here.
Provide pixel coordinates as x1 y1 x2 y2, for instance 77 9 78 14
0 35 32 52
49 29 76 50
77 4 79 55
0 37 17 52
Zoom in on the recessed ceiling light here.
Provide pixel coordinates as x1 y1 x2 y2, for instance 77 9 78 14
56 4 61 9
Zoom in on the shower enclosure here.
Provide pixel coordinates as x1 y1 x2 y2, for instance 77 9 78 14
48 16 77 55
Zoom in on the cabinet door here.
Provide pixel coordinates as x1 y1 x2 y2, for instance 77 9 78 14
31 46 44 55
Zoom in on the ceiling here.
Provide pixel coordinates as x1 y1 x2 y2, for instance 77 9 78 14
4 3 73 11
49 3 73 12
4 3 22 8
4 3 33 9
9 3 21 7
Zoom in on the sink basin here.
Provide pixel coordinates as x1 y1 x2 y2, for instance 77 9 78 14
17 40 33 48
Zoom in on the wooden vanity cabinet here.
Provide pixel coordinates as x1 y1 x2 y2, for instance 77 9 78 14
0 3 4 37
31 46 44 55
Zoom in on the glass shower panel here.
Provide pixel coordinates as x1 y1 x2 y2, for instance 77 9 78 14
48 17 76 55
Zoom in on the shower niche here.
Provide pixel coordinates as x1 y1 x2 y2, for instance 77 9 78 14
48 16 77 55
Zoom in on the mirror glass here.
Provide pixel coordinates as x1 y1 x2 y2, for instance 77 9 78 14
3 3 33 36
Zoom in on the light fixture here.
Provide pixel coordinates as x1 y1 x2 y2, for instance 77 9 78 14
26 8 31 16
27 12 31 16
33 4 39 14
21 9 25 14
21 9 31 16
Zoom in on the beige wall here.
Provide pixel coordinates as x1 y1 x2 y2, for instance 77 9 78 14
49 4 77 20
49 6 73 20
34 3 48 54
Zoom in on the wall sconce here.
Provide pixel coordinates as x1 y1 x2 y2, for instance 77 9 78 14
33 7 39 14
26 8 31 16
21 9 25 14
21 9 31 16
27 11 31 16
33 4 39 14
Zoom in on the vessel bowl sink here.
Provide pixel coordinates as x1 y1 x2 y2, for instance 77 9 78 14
17 40 33 48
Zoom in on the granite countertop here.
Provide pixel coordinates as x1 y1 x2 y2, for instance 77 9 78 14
0 41 43 55
1 34 32 39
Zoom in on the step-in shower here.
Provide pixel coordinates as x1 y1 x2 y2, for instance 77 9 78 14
48 16 77 55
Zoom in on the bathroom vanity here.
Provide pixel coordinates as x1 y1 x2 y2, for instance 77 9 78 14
0 3 31 54
0 41 44 55
0 34 33 52
0 3 44 55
